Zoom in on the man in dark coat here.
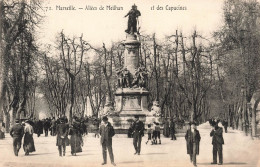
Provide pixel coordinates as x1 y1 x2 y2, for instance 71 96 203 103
222 119 228 133
56 118 69 157
99 116 116 166
36 119 43 137
132 115 144 155
170 118 176 140
185 122 201 167
50 117 56 136
43 119 50 137
10 119 24 156
210 122 224 165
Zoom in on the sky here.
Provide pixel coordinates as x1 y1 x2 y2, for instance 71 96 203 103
38 0 225 48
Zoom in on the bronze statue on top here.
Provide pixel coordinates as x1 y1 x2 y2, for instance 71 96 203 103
124 4 141 34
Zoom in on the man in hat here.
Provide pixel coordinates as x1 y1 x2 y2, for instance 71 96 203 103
10 119 24 156
56 117 69 157
124 4 141 34
132 115 144 155
99 116 116 166
210 121 224 165
185 122 201 167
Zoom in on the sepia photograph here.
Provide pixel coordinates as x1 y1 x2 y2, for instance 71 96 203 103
0 0 260 166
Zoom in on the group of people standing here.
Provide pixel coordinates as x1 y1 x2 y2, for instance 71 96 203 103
185 119 225 167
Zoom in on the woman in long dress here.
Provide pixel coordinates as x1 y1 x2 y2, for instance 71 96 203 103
69 121 83 156
23 120 36 155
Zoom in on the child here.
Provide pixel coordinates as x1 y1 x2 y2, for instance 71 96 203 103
155 122 161 144
152 122 157 144
146 124 152 144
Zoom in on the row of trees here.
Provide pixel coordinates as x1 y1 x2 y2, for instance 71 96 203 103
1 0 259 135
0 0 42 131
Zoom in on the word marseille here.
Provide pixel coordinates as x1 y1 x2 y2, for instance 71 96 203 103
56 5 123 10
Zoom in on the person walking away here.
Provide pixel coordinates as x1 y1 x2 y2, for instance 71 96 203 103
155 122 161 144
94 119 100 138
36 119 43 137
99 116 116 166
170 118 177 140
50 117 56 136
146 124 152 144
43 119 50 137
23 120 36 155
132 115 144 155
185 122 201 167
222 119 228 133
10 119 24 156
56 118 69 157
210 122 224 165
69 120 83 156
152 122 157 144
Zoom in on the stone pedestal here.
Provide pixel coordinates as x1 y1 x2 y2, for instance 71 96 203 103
108 34 152 133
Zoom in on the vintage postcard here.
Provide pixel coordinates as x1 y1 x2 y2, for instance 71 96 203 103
0 0 260 167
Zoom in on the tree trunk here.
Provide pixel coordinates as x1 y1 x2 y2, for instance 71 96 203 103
252 101 258 137
9 109 16 128
69 78 75 124
4 112 10 132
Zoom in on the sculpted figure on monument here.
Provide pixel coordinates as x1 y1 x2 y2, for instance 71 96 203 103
132 65 148 88
124 4 141 34
132 68 140 88
122 68 130 88
139 66 148 88
116 68 123 87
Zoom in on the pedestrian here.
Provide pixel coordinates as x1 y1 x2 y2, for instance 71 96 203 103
50 117 56 136
99 116 116 166
210 122 224 165
10 119 24 156
185 122 201 167
127 122 133 138
222 119 228 133
145 124 152 144
36 119 43 137
23 120 36 155
94 119 100 138
43 118 50 137
0 122 5 139
155 122 161 144
163 119 170 137
170 118 177 140
152 122 157 144
132 115 144 155
69 120 83 156
56 117 69 157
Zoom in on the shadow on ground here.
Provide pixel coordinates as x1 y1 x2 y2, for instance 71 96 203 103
198 162 247 166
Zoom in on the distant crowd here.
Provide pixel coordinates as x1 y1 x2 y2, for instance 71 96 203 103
24 116 101 138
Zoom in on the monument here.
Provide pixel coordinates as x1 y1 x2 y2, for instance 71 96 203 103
105 4 160 133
